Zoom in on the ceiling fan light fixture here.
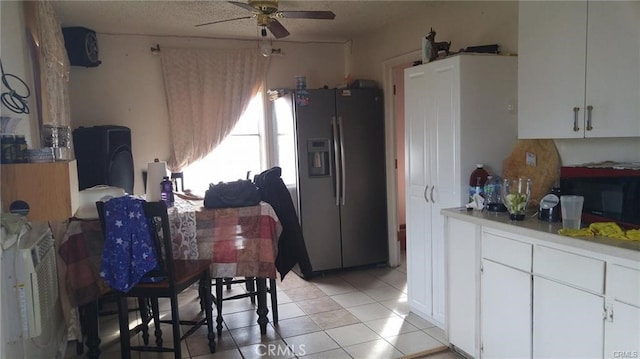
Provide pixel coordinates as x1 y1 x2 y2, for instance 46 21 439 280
249 0 279 14
198 0 335 39
259 26 271 57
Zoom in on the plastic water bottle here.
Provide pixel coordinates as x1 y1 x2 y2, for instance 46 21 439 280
469 164 489 202
160 176 174 207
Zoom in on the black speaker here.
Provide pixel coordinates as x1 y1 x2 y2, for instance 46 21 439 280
62 27 101 67
73 125 134 194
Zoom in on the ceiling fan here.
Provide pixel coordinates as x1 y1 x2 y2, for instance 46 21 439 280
195 0 336 39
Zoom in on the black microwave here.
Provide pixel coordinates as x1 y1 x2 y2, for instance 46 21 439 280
560 162 640 229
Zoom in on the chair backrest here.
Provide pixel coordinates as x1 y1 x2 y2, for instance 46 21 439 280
96 200 178 290
171 172 184 192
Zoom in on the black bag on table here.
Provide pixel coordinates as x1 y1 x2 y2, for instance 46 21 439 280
203 180 261 208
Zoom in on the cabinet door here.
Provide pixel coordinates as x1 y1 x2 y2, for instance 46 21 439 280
518 1 588 139
533 276 604 358
585 1 640 137
430 61 458 326
447 218 479 357
405 65 433 319
604 301 640 359
481 260 532 359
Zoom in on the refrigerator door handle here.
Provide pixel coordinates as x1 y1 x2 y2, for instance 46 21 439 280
338 116 346 206
331 116 341 206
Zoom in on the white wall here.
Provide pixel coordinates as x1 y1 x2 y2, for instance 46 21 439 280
68 34 345 194
349 0 639 167
349 1 518 85
0 0 38 147
554 138 640 165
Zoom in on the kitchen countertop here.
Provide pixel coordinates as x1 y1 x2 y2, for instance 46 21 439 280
441 207 640 263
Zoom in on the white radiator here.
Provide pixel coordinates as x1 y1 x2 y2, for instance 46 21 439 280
16 223 59 338
1 220 66 358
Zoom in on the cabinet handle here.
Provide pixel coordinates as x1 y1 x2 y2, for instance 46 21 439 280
430 186 435 203
424 185 430 203
573 107 580 132
604 304 614 322
586 105 593 131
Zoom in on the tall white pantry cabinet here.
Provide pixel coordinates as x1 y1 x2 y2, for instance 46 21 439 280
404 54 518 327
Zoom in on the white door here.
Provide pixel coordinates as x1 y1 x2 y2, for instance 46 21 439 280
585 1 640 137
481 260 532 359
518 1 587 139
405 65 432 318
604 301 640 359
447 218 478 357
430 61 458 325
533 276 604 358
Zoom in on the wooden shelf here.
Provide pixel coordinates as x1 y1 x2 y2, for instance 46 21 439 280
1 160 79 221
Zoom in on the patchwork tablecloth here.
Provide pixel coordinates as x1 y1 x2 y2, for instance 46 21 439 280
57 199 281 338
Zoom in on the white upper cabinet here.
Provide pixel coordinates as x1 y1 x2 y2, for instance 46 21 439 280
518 1 640 139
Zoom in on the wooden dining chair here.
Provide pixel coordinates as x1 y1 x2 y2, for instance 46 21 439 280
96 200 215 359
171 172 185 192
213 276 278 335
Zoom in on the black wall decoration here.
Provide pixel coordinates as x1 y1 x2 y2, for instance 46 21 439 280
62 27 102 67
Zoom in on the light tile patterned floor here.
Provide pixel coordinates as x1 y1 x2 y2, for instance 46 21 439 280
67 253 464 359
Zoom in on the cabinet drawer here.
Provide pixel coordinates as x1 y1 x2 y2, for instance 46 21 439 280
482 231 532 272
608 264 640 307
534 245 605 294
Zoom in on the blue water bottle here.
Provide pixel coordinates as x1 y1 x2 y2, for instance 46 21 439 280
160 176 174 207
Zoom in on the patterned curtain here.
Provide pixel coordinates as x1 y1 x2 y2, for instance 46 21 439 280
159 48 269 172
23 1 71 127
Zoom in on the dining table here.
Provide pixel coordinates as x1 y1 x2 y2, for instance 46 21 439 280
56 197 282 359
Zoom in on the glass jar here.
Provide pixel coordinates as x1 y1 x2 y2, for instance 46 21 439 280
1 134 15 163
484 175 506 212
14 135 27 163
501 177 532 220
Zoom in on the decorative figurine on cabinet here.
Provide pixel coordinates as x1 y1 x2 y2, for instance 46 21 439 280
425 28 451 62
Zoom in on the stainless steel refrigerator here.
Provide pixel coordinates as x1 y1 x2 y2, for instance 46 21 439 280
286 88 388 272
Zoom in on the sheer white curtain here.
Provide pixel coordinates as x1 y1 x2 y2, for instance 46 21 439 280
159 47 269 172
24 1 71 127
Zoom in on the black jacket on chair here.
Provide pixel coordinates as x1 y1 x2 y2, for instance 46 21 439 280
254 167 313 279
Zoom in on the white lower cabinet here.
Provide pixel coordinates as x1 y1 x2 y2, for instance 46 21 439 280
533 276 604 359
447 218 479 357
532 245 606 358
604 264 640 359
481 259 531 359
604 301 640 359
444 213 640 359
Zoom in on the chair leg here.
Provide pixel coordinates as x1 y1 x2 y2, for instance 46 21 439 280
224 277 232 290
151 298 163 347
269 278 278 324
117 295 131 359
246 277 256 304
170 295 182 359
215 278 224 336
137 297 150 345
202 274 216 353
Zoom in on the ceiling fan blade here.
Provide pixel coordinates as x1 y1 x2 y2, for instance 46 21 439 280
278 10 336 20
267 19 290 39
195 16 252 27
229 1 257 12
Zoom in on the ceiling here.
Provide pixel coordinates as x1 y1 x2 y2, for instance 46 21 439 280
52 1 437 43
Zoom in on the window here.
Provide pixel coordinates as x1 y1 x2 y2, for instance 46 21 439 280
183 94 265 194
274 96 297 185
182 90 301 194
